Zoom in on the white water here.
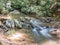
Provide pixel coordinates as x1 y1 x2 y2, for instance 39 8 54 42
30 18 54 40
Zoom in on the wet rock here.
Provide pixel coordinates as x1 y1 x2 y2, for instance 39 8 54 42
0 25 9 32
40 17 54 23
20 17 26 22
30 18 44 28
14 19 23 29
4 19 15 28
14 18 32 29
22 22 32 29
2 18 32 29
10 10 20 14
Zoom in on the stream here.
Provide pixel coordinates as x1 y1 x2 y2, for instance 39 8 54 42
0 14 60 45
1 16 59 42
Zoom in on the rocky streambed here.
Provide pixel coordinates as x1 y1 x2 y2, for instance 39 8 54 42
0 15 60 45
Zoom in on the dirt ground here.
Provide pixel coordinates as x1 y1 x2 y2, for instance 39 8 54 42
0 31 38 45
0 32 60 45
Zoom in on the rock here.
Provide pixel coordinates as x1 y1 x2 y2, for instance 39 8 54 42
4 19 15 28
14 19 23 29
49 29 60 39
0 25 9 32
3 19 32 29
40 17 54 23
10 10 20 14
30 18 43 28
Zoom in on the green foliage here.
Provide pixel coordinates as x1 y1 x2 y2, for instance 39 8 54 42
57 2 60 6
0 0 9 14
0 2 5 9
1 0 55 16
12 0 54 16
11 0 30 9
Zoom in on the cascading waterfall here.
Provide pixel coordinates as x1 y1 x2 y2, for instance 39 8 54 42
29 18 55 42
39 27 53 38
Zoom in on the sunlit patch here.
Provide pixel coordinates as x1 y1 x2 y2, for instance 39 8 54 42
4 32 29 43
41 40 57 45
9 32 25 40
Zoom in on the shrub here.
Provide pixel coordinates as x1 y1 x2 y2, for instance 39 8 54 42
11 0 54 16
1 0 55 16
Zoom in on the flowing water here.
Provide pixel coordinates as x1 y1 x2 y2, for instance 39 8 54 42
0 14 60 45
29 18 54 43
6 16 59 43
